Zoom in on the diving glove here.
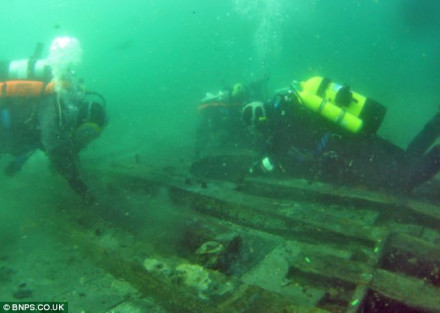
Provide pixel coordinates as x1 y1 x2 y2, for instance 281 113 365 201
249 156 275 175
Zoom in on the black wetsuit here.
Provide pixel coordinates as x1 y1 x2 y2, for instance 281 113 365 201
255 94 435 193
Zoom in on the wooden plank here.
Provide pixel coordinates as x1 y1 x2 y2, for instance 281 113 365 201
102 169 386 246
216 284 331 313
371 269 440 313
381 233 440 286
345 285 369 313
241 244 326 306
389 233 440 263
171 185 384 246
242 177 440 226
344 232 389 313
286 249 440 312
108 298 166 313
288 251 371 286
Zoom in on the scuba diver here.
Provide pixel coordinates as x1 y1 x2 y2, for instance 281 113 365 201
0 37 107 202
195 77 269 157
242 76 440 194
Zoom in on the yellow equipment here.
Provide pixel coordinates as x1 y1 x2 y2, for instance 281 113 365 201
298 90 363 133
299 76 386 134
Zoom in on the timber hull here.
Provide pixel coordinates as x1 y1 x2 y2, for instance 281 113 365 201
48 153 440 312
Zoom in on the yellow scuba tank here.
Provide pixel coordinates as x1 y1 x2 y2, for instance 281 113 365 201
300 76 386 134
298 90 363 133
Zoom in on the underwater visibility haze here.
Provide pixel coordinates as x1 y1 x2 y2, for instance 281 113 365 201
1 0 440 312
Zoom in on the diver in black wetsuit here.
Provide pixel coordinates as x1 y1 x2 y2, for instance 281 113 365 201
242 83 440 194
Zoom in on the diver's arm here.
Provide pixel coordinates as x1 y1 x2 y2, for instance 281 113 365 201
38 96 92 199
48 144 89 194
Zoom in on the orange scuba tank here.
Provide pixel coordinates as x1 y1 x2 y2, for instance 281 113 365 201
300 76 386 134
0 80 55 98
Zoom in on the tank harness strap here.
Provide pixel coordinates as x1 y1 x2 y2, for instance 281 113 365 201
27 59 37 79
336 109 346 125
27 42 44 80
318 98 347 125
317 77 331 98
318 99 327 112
